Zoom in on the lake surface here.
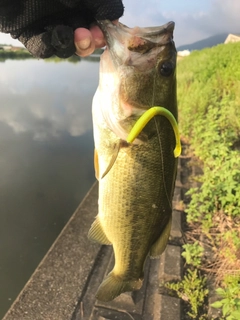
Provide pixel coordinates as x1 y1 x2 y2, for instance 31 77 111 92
0 57 99 318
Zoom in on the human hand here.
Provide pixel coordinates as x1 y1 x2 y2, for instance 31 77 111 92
74 19 118 57
0 0 123 58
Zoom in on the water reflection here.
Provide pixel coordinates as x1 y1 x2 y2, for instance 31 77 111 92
0 59 98 139
0 58 99 317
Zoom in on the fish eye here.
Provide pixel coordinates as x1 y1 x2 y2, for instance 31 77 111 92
159 61 174 77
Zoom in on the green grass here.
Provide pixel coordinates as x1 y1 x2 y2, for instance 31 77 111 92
176 42 240 319
178 42 240 145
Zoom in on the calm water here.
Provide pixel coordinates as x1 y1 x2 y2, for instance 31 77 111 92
0 58 99 318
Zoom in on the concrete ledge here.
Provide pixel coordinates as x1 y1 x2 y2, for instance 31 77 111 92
4 167 184 320
159 245 182 283
170 210 182 240
159 295 181 320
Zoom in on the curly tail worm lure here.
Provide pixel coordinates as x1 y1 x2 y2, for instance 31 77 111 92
126 106 181 158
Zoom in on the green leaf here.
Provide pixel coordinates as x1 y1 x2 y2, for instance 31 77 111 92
231 311 240 319
216 288 226 296
211 301 223 308
223 303 230 316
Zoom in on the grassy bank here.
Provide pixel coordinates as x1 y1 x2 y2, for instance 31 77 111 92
0 49 81 62
0 48 103 62
169 42 240 319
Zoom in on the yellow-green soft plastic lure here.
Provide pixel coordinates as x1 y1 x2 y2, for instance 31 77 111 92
127 106 181 158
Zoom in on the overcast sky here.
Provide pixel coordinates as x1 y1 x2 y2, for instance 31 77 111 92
0 0 239 48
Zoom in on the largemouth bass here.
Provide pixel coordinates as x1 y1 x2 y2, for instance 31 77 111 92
89 20 178 302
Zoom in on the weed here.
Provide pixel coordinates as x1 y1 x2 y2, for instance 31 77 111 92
182 242 204 267
211 275 240 320
177 41 240 318
165 269 208 319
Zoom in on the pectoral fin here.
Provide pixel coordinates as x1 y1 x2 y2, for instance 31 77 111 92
94 149 99 180
150 215 172 258
88 217 112 245
101 140 121 179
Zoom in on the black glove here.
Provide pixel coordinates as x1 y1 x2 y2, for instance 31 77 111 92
0 0 124 58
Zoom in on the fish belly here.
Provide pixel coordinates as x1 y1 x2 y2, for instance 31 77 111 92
99 136 174 276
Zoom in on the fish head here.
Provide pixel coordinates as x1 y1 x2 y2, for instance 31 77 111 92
94 20 177 141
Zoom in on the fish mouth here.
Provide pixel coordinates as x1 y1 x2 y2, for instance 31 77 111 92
97 20 175 42
97 20 175 66
97 20 175 44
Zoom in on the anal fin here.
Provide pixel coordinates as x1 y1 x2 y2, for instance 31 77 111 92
88 218 112 245
150 215 172 258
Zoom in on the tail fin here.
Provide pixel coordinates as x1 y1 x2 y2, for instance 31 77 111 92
96 272 143 302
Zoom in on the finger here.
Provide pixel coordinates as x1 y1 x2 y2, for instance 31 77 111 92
51 25 75 58
74 27 95 57
89 25 105 48
90 20 119 49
